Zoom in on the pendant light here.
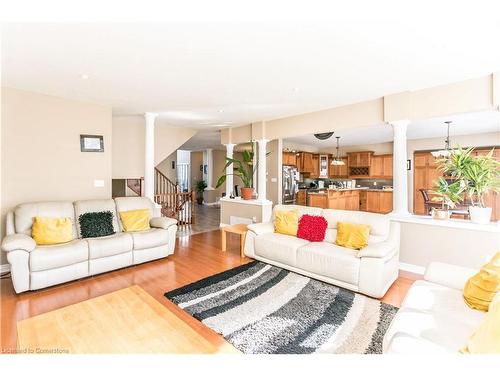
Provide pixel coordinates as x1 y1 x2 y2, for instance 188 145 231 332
331 136 345 165
431 121 452 158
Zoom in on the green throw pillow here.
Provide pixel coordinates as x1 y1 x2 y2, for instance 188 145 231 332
78 211 115 238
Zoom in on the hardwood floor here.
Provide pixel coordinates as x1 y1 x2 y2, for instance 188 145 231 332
0 230 421 352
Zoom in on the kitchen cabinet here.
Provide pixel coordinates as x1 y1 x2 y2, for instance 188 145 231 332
364 191 393 214
282 152 297 166
310 154 320 178
319 155 329 178
370 154 393 178
296 190 307 205
347 151 372 167
327 190 360 210
308 193 327 208
298 152 315 174
347 151 373 178
328 157 348 178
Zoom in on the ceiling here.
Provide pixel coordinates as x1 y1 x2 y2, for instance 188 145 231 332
285 111 500 148
2 13 500 129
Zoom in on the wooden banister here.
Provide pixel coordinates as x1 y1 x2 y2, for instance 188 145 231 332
153 168 195 227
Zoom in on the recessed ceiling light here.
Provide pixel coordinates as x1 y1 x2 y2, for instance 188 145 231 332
292 87 299 92
80 74 89 80
218 109 224 113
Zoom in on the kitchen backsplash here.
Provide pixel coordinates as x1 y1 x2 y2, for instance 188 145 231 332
302 177 393 189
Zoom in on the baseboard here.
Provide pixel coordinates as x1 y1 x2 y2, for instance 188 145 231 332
1 263 10 274
203 201 220 207
399 262 425 275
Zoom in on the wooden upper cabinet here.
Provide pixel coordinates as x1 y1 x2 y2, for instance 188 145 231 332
370 154 393 178
298 152 315 174
370 156 384 177
413 152 445 215
282 152 297 166
329 156 348 178
310 154 320 178
348 151 372 167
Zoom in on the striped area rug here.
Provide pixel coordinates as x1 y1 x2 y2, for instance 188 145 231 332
165 261 398 354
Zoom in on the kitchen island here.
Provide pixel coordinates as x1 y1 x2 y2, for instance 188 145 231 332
307 188 393 214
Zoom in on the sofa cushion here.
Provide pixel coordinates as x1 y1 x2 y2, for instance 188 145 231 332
114 197 155 231
401 280 484 323
297 214 328 242
131 228 169 250
324 228 386 245
31 217 73 245
74 199 120 236
322 209 390 238
14 201 77 239
86 233 133 259
30 240 89 272
384 307 482 353
254 232 309 267
296 242 360 285
78 211 115 238
274 209 299 236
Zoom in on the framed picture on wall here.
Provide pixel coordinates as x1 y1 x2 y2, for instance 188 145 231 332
80 135 104 152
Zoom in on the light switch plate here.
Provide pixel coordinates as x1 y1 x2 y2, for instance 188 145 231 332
94 179 105 187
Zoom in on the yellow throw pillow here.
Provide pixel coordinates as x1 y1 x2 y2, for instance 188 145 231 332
274 209 299 236
463 252 500 311
119 209 151 232
32 217 73 245
462 293 500 354
335 222 370 250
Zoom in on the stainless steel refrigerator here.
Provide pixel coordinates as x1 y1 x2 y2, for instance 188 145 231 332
282 165 299 204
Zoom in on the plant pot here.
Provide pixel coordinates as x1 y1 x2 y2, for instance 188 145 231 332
240 187 255 200
469 206 492 224
432 208 451 220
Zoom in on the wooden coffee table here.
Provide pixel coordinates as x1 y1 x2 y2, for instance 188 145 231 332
17 285 238 354
221 224 248 258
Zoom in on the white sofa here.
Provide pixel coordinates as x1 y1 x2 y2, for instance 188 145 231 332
383 262 487 353
244 205 400 298
1 197 177 293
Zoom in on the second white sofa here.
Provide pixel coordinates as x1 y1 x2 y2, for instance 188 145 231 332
1 197 177 293
244 204 400 298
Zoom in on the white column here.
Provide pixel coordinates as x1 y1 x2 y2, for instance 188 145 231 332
252 141 257 189
256 139 268 202
144 112 158 201
205 148 214 190
225 144 235 197
391 120 411 216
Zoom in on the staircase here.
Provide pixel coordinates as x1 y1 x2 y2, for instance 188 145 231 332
126 178 143 196
153 168 195 227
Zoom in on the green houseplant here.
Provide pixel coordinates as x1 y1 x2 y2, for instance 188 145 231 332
430 177 464 220
216 149 255 200
195 180 207 205
436 147 500 224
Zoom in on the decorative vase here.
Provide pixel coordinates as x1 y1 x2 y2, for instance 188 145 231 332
240 187 254 200
469 206 492 224
432 208 451 220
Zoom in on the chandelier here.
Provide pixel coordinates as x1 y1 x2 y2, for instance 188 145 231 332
331 136 345 165
431 121 452 158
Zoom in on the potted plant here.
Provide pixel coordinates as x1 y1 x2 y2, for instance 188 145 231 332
216 149 256 200
430 177 464 220
437 147 500 224
194 180 207 205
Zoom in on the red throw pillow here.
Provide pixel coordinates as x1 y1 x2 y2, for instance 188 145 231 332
297 214 328 242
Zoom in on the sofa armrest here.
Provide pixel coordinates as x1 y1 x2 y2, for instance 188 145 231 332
357 242 396 259
150 217 177 229
1 234 36 253
247 222 274 236
424 262 477 290
385 332 451 354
